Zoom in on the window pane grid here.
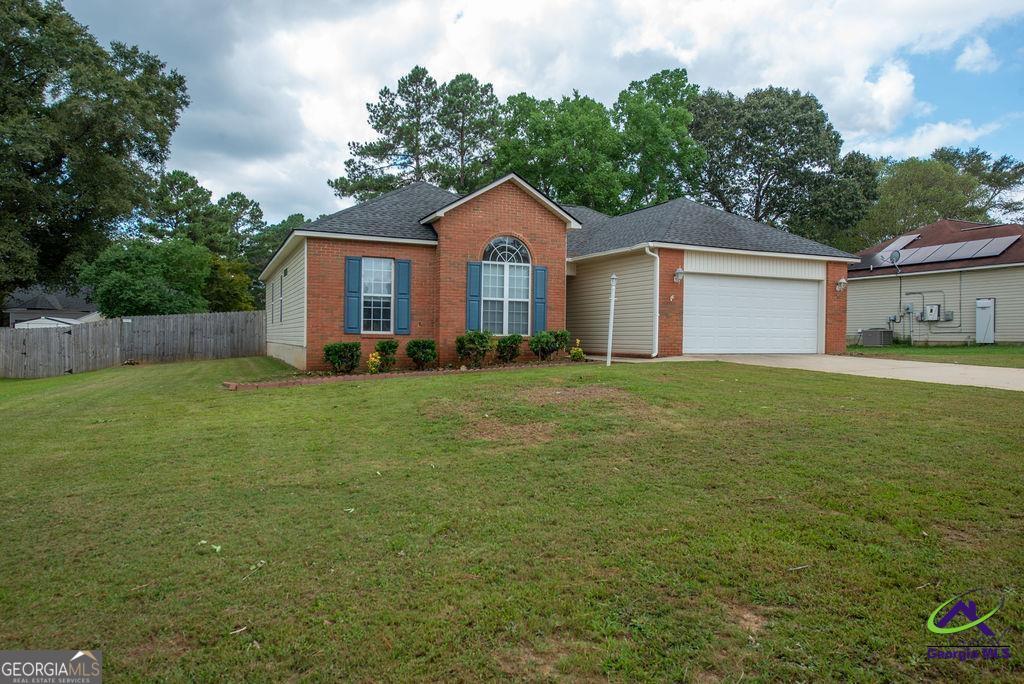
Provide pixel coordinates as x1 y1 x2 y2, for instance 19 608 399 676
480 237 530 336
361 258 393 332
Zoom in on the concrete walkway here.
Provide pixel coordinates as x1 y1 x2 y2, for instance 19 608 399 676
610 354 1024 392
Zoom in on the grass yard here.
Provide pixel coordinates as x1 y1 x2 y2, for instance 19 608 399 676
848 343 1024 368
1 357 1022 681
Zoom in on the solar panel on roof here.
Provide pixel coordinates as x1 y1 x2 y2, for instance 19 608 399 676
920 242 962 263
886 234 920 252
948 239 991 261
900 244 942 265
972 234 1020 259
893 247 921 265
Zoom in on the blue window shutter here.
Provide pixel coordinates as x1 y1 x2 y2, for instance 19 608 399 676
532 266 548 333
466 262 482 331
344 257 361 334
395 259 411 335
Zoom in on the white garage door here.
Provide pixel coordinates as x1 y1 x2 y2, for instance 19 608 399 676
683 274 820 354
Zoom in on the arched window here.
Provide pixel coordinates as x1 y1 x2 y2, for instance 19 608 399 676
482 237 531 335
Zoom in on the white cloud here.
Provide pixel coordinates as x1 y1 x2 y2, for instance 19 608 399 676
955 37 1001 73
68 0 1024 220
855 120 1002 158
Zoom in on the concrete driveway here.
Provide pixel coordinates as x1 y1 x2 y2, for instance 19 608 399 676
687 354 1024 392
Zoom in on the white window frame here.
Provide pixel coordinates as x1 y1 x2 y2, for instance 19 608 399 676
360 257 394 334
481 238 531 337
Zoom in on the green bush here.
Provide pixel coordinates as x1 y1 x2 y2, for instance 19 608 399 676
552 329 571 353
374 339 399 372
455 330 494 367
528 331 561 361
405 339 438 370
323 341 361 374
495 334 523 363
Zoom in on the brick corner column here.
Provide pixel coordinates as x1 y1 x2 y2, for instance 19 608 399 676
657 248 684 356
825 261 848 354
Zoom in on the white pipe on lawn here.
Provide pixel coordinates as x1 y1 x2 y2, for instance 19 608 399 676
606 273 617 367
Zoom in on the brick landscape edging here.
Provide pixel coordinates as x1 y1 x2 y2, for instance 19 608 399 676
223 361 581 391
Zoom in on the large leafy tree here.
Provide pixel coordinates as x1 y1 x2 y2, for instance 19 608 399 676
493 93 625 214
689 87 842 227
789 151 881 252
613 68 704 210
931 146 1024 221
204 256 254 312
0 0 188 303
429 73 501 194
329 66 440 201
80 239 210 316
852 158 987 247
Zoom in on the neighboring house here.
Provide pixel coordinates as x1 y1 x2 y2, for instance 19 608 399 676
259 173 855 370
3 286 96 328
847 220 1024 344
12 312 103 329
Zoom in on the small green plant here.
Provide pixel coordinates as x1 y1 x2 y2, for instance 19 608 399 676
496 334 523 363
374 339 399 372
553 329 571 353
569 338 585 362
455 330 494 367
528 331 561 361
405 339 438 370
323 341 361 374
366 351 382 374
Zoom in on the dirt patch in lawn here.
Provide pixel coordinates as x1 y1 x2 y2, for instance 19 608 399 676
724 601 768 635
518 385 632 406
496 633 603 681
934 523 981 546
126 632 193 662
469 417 556 444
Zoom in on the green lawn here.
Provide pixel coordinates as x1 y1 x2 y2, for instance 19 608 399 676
848 343 1024 368
1 358 1022 681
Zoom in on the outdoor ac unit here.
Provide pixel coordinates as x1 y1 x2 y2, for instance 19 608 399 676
862 328 893 347
922 304 940 322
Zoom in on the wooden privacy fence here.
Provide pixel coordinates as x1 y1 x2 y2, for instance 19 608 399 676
0 311 265 379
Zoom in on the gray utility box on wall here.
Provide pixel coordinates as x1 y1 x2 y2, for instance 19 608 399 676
862 328 894 346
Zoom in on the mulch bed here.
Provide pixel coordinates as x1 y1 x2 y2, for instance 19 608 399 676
223 360 583 391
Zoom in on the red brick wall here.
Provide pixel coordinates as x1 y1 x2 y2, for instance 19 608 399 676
434 181 569 364
657 248 685 356
304 238 438 371
825 261 848 354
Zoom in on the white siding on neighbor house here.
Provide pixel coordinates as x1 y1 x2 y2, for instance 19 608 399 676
264 241 306 348
846 265 1024 343
685 250 826 280
567 250 656 355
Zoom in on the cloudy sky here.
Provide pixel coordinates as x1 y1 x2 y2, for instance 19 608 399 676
67 1 1024 223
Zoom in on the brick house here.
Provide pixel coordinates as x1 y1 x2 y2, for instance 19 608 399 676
260 173 856 370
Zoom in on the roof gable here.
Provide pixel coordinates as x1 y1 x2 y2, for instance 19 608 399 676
419 174 582 229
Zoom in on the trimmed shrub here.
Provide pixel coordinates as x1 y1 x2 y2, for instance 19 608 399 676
323 341 361 373
406 339 438 370
528 331 561 360
495 334 523 363
569 338 585 362
553 329 571 353
374 339 399 372
455 330 494 367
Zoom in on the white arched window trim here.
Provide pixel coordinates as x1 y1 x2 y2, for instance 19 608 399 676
481 237 531 336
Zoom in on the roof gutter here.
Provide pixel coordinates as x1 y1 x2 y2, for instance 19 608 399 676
644 245 659 357
568 242 860 264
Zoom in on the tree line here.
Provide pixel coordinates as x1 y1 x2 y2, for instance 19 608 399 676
3 1 1022 316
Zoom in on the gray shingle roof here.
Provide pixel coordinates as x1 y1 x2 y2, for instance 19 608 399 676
3 286 95 312
301 182 459 241
568 196 853 259
295 181 851 260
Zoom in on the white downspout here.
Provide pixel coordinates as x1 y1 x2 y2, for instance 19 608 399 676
644 245 659 357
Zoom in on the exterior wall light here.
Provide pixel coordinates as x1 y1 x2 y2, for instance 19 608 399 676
835 278 848 292
673 267 685 283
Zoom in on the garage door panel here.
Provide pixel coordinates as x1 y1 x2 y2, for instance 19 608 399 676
683 274 820 354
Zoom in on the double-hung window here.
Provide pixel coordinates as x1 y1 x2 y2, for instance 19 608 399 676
481 237 530 336
361 257 393 333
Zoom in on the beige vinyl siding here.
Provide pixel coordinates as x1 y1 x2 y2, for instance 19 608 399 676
686 250 826 280
847 265 1024 343
567 250 655 355
264 241 306 348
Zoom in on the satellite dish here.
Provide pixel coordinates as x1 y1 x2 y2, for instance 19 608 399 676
889 250 901 264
